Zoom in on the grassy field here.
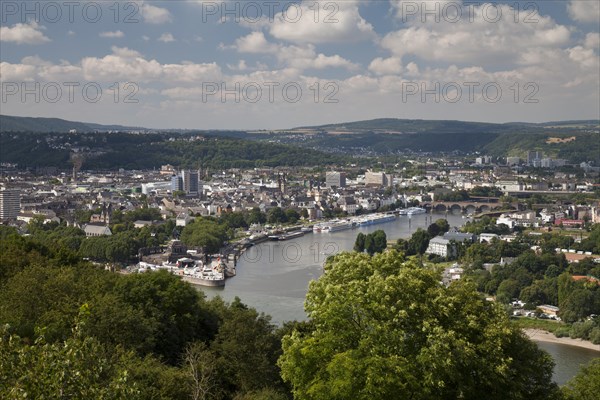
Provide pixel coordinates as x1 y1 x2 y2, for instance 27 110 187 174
510 317 564 333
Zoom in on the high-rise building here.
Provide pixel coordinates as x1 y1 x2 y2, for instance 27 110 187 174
541 158 553 168
527 151 542 166
325 171 346 188
171 174 183 192
365 171 389 187
506 157 520 166
476 156 492 165
0 188 20 221
182 170 200 195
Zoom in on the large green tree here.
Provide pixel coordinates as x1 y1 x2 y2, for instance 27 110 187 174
181 218 229 254
278 251 560 400
562 358 600 400
0 306 143 400
353 233 366 253
408 228 431 257
267 207 287 224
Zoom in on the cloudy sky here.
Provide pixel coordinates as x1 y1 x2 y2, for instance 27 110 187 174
1 0 599 129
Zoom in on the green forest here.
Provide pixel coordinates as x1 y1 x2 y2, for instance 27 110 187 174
2 118 598 170
0 132 346 170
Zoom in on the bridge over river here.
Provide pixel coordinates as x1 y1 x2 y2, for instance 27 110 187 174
420 201 520 214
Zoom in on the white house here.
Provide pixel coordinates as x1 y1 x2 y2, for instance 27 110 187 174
17 212 60 225
426 230 475 258
176 213 194 227
426 237 452 257
133 220 153 229
338 196 358 215
479 233 499 243
84 224 112 237
496 215 515 229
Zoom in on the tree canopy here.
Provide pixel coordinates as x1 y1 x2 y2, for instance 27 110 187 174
180 218 230 254
278 251 560 400
354 230 387 255
562 358 600 400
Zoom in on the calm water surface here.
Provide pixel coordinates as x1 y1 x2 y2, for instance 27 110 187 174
198 213 599 384
201 213 454 323
534 341 599 385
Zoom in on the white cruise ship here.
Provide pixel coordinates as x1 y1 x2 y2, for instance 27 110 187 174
325 220 353 233
400 207 426 216
353 213 396 226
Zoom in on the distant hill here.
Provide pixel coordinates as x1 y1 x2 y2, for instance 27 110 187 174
0 115 145 133
1 115 598 163
293 118 599 134
294 118 511 134
0 131 347 170
283 118 599 162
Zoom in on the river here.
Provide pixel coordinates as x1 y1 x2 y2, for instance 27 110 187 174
198 213 599 384
534 341 598 385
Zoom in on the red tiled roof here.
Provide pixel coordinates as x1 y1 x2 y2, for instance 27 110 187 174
572 275 600 285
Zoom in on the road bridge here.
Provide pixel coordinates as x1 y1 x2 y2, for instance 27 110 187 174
420 201 519 214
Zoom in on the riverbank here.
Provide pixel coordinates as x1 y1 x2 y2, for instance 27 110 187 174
524 329 600 352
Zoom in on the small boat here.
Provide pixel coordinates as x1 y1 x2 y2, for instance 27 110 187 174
278 231 305 241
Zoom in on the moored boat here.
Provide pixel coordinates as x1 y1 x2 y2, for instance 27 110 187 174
406 207 426 215
181 259 226 287
326 220 353 233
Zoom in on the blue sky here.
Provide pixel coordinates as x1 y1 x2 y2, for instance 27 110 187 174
1 1 599 129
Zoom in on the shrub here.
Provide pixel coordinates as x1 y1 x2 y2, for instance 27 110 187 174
554 327 571 338
569 320 595 340
589 327 600 345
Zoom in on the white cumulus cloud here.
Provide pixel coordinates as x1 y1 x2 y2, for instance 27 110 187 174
234 31 279 53
99 31 124 38
0 21 50 45
567 1 600 23
158 33 176 43
231 32 357 70
269 1 376 44
141 3 173 24
368 57 403 75
381 3 571 68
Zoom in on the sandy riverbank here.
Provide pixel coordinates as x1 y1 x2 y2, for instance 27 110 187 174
524 329 600 352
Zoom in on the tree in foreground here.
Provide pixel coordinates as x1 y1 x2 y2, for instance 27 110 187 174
562 358 600 400
0 305 142 400
278 251 561 400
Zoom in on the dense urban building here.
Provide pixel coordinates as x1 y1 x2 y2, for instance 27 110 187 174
365 171 391 187
170 174 183 192
0 188 20 221
325 171 346 188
